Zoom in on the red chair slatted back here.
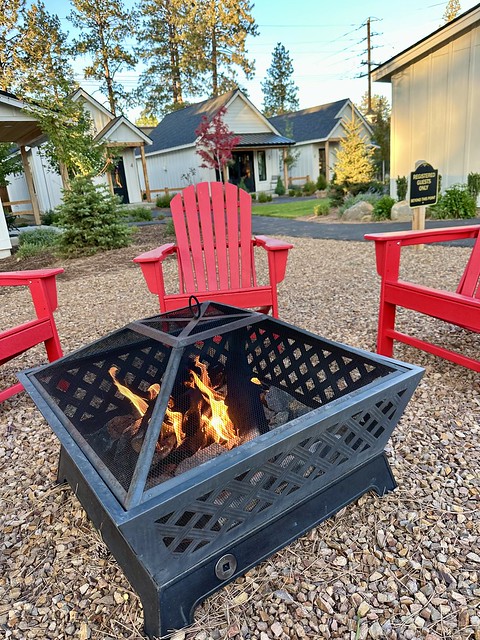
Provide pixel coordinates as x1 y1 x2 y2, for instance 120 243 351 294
170 182 255 294
457 232 480 299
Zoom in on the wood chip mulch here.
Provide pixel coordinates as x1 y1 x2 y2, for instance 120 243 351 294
1 225 479 640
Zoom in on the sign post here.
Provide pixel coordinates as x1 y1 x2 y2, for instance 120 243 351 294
409 160 438 232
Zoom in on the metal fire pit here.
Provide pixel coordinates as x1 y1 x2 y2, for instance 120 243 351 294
19 301 423 638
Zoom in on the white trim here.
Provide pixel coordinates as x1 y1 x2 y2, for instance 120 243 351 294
225 90 287 137
372 5 480 82
97 115 153 145
71 87 114 118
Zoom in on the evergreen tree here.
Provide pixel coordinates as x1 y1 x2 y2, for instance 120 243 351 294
18 2 74 103
193 0 258 97
443 0 461 22
359 92 391 179
0 0 25 93
55 174 131 256
261 43 299 117
68 0 137 115
334 115 375 188
136 0 198 117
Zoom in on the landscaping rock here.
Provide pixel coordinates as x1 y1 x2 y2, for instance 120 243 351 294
342 200 373 221
391 200 413 221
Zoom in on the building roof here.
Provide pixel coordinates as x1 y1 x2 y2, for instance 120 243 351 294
269 99 352 144
236 132 294 147
95 115 153 145
372 4 480 82
146 91 237 153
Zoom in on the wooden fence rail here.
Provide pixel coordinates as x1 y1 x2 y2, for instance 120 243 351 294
2 199 34 217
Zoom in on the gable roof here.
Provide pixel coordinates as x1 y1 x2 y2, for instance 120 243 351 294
372 4 480 82
95 115 152 145
145 89 293 154
269 99 356 144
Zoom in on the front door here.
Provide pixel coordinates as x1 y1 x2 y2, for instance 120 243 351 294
112 159 129 204
229 151 255 192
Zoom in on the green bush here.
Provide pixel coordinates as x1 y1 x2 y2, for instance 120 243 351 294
313 199 331 216
156 193 174 208
302 180 317 195
121 206 153 222
467 172 480 202
16 228 59 258
275 176 286 196
55 175 131 256
288 189 295 197
238 177 248 192
429 184 477 219
372 195 395 220
316 174 327 190
396 176 408 201
327 183 346 207
41 209 61 226
251 192 257 200
257 192 269 203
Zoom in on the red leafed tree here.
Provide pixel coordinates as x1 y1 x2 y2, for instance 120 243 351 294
195 106 240 182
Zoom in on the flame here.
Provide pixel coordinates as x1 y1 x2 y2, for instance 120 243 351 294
187 356 236 444
108 367 185 447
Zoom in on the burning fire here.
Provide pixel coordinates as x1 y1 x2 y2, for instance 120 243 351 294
186 356 237 446
108 357 237 455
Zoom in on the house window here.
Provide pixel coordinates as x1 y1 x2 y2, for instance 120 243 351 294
318 148 326 177
258 150 267 181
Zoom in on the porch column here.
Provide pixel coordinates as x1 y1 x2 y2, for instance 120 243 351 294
325 140 330 183
283 148 289 189
20 146 41 225
140 144 151 202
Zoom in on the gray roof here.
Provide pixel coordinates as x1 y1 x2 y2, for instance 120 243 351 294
146 91 237 153
237 132 293 147
269 99 350 143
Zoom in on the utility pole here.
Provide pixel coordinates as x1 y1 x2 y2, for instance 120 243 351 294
367 18 372 115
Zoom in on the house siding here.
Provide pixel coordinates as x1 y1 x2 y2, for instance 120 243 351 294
389 24 480 195
223 96 270 133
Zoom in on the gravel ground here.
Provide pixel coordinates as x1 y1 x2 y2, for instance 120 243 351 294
0 227 479 640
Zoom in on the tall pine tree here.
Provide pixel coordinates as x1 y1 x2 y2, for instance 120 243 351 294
136 0 198 117
0 0 25 93
193 0 258 97
261 43 299 117
68 0 137 115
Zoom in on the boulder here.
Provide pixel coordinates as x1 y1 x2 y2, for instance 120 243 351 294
342 200 373 221
391 200 413 221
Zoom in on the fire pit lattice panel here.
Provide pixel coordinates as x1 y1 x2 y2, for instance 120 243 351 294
20 302 424 639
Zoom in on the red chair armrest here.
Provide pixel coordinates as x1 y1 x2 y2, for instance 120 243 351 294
0 268 64 315
254 235 294 251
365 225 480 246
0 268 64 286
133 243 177 264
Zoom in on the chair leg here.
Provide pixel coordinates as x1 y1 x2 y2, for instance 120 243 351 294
44 326 63 363
377 299 396 357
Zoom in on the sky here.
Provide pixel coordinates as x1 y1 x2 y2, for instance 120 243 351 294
47 0 479 119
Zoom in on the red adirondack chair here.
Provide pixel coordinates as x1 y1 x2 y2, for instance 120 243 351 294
0 268 64 402
134 182 293 316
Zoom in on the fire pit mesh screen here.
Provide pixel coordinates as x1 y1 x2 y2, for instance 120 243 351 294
27 302 397 510
153 388 406 556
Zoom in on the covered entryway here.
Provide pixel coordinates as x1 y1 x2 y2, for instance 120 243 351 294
229 151 255 192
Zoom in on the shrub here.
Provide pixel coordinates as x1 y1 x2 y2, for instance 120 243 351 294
275 176 286 196
467 172 480 202
238 177 248 192
55 175 131 256
288 189 295 197
156 193 174 208
41 209 61 226
257 192 269 203
327 183 346 207
396 176 408 201
316 174 327 190
372 195 395 220
121 206 153 222
251 192 256 200
313 199 331 216
302 180 317 195
16 228 59 258
429 184 477 219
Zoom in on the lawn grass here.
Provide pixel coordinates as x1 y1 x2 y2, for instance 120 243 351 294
251 199 318 218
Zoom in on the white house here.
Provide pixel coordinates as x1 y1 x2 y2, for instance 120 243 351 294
3 88 152 218
371 4 480 198
138 89 294 196
269 99 373 184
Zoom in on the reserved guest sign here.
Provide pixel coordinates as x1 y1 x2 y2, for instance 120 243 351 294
409 161 439 207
